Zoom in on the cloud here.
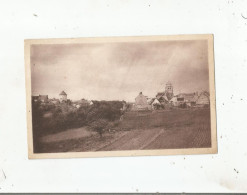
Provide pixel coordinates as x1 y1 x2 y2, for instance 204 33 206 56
31 40 209 101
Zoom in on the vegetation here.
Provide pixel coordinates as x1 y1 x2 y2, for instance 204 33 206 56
117 107 210 131
32 100 124 152
37 108 211 153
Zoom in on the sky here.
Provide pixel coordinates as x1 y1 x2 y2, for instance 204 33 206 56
31 40 209 102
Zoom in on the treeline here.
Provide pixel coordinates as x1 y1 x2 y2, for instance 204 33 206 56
32 100 124 152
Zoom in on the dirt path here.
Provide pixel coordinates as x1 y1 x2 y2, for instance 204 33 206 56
97 128 165 151
38 126 210 153
40 127 96 143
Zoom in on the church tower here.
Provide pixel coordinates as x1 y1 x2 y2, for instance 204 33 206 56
165 81 173 101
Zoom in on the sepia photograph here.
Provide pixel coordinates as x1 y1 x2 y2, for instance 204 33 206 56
25 35 217 159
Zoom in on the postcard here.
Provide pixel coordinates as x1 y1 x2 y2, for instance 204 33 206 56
25 34 217 159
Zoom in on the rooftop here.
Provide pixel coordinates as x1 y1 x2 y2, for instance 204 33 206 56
59 91 67 95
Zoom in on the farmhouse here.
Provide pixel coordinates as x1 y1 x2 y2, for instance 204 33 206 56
156 92 169 104
196 91 210 106
134 92 150 110
59 91 67 102
176 93 198 107
171 92 209 107
151 98 162 110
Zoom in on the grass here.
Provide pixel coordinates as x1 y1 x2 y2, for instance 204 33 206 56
118 108 210 131
35 108 211 153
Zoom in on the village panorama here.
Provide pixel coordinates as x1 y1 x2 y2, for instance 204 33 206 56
26 35 217 157
31 81 211 153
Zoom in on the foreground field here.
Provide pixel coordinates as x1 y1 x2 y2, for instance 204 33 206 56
37 108 211 153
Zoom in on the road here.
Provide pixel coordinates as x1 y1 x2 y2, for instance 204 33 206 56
97 126 211 151
39 126 211 153
97 128 165 151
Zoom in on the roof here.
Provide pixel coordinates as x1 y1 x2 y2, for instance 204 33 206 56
59 91 67 95
135 93 148 105
156 92 165 99
156 92 170 102
38 95 48 101
39 95 48 98
152 99 161 105
177 93 195 97
177 93 198 102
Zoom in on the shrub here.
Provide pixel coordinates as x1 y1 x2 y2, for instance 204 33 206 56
89 119 108 138
32 100 124 140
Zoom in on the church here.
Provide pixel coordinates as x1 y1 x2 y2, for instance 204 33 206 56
156 81 174 105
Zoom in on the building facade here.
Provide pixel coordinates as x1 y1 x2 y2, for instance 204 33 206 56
134 92 150 110
59 91 67 102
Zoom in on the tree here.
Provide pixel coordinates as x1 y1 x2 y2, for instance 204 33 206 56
89 119 108 138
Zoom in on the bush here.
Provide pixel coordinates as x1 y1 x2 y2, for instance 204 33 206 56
89 119 108 138
86 101 122 122
32 100 124 138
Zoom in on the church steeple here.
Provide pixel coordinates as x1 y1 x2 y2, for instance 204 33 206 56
165 81 173 100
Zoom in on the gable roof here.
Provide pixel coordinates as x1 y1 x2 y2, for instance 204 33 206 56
135 93 148 105
156 92 166 99
59 91 67 95
197 91 210 101
152 99 161 105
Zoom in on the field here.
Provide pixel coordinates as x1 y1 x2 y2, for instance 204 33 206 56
36 108 211 153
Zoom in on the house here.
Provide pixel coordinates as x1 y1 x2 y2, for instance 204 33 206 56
176 93 198 107
151 98 161 110
134 92 150 110
38 95 48 103
156 92 169 104
196 91 210 106
59 91 67 102
147 97 154 105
